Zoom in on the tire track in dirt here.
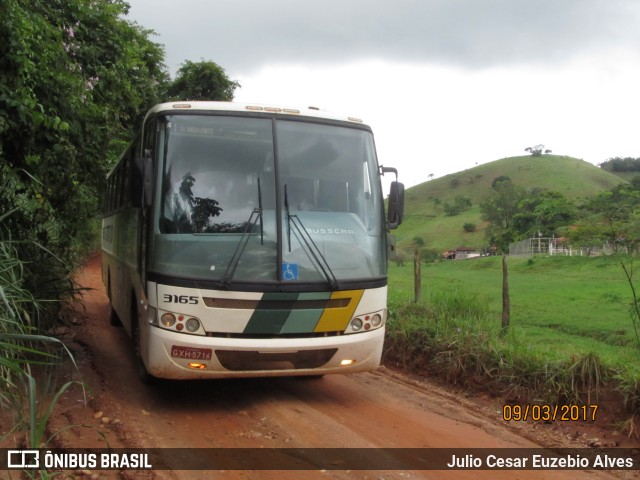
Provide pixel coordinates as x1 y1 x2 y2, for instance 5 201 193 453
44 254 630 480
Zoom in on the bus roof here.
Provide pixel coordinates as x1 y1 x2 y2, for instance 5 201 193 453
145 101 368 126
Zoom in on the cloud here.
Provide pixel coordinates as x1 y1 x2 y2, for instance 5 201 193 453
127 0 640 75
124 0 640 187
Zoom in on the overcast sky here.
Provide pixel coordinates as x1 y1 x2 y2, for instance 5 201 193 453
124 0 640 188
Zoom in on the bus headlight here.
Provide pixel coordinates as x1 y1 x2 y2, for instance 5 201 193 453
346 309 386 334
185 318 200 333
158 311 204 335
350 318 363 331
161 312 176 327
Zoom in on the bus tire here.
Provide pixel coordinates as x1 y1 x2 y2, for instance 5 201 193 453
132 298 155 385
109 305 122 327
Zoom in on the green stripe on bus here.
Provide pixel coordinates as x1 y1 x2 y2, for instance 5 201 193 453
298 292 332 301
243 309 292 334
243 292 299 334
242 292 333 334
279 309 324 334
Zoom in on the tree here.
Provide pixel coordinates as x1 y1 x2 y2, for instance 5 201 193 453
413 237 425 247
491 175 511 189
585 185 640 253
562 222 604 256
166 60 240 101
512 190 577 238
480 177 526 252
599 157 640 173
0 0 167 317
525 144 551 157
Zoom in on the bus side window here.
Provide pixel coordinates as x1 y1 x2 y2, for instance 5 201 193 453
130 140 143 207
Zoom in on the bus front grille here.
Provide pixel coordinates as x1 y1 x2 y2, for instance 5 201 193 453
206 331 343 339
215 348 338 371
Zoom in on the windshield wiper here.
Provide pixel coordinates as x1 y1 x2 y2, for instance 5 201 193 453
284 184 339 290
258 177 264 245
221 181 264 287
285 184 292 253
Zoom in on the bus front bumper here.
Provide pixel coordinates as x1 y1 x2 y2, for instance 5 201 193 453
143 325 385 380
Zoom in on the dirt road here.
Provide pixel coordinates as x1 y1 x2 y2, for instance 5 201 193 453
41 254 632 479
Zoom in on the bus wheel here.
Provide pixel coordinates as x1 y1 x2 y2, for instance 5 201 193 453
109 304 122 327
132 302 155 385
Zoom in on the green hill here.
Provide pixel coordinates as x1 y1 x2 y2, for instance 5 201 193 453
396 155 626 253
605 171 640 183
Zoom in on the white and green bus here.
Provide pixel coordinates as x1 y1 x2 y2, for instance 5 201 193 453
102 102 403 382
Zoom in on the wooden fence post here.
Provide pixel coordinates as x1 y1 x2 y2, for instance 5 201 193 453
501 253 510 331
414 248 421 303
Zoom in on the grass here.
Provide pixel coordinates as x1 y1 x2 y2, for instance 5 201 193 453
390 255 637 359
0 214 85 460
398 155 625 251
385 254 640 430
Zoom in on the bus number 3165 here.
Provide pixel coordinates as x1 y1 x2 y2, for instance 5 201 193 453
163 294 199 305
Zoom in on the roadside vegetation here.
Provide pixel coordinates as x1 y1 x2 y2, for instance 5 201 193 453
0 1 239 451
388 154 640 436
4 0 640 453
385 255 640 435
0 212 84 450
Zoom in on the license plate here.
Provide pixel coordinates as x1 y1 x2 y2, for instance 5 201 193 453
170 346 212 361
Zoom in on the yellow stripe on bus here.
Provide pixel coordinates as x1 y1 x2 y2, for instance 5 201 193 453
313 290 364 332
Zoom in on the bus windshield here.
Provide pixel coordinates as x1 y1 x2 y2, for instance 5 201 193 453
150 114 385 286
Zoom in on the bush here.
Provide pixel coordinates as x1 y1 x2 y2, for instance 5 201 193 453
394 249 408 266
0 167 78 328
421 248 442 263
384 290 622 407
0 212 84 447
444 196 472 216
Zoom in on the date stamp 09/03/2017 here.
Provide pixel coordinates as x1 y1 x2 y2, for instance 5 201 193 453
502 404 599 422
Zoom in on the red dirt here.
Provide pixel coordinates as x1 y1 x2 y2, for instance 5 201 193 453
4 253 637 480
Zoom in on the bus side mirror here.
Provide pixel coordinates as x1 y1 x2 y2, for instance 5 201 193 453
387 181 404 229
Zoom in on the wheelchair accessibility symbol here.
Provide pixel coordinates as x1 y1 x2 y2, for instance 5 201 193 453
282 263 299 281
